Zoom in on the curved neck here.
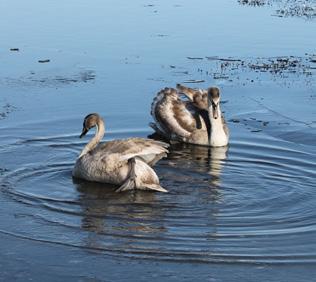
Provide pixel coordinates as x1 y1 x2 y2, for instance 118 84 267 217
79 119 105 158
208 104 228 146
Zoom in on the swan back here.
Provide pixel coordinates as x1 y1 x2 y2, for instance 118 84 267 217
151 88 207 141
177 83 208 110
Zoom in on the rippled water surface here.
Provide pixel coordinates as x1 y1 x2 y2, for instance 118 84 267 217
1 0 316 281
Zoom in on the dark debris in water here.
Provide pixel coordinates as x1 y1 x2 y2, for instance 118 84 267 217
275 1 316 18
143 4 159 14
182 79 205 83
310 56 316 63
0 70 96 88
38 59 50 63
191 55 316 86
229 119 241 123
238 0 316 19
229 116 273 134
155 34 169 37
187 57 204 60
206 57 242 62
0 103 16 120
249 57 302 73
10 48 19 52
31 70 96 85
239 0 268 6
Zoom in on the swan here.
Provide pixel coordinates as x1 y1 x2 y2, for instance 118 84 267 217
150 84 229 147
73 113 169 192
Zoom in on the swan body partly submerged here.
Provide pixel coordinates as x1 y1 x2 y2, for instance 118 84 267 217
73 113 169 192
150 84 229 147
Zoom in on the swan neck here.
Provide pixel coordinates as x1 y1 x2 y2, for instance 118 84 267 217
208 104 227 146
209 106 223 128
79 119 105 158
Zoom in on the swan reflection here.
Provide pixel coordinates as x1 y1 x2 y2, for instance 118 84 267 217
73 179 167 250
164 143 228 188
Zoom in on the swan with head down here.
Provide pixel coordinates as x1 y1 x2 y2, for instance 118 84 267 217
150 84 229 147
73 113 169 192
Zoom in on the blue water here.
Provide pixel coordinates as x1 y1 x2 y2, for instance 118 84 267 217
0 1 316 281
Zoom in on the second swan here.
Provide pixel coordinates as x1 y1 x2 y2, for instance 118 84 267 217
150 84 229 147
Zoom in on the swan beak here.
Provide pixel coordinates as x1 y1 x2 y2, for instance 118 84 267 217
80 127 88 138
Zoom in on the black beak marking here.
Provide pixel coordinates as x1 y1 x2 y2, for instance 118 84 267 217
80 127 88 138
211 101 219 119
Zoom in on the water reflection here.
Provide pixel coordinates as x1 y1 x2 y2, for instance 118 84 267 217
1 127 315 264
72 144 228 254
74 178 167 250
166 143 228 188
163 143 229 238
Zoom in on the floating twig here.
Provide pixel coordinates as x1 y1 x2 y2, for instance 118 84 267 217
182 79 205 83
38 59 50 63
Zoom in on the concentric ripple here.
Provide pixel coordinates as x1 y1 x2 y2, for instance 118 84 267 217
0 124 316 265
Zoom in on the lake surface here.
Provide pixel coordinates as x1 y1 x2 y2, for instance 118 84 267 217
0 0 316 281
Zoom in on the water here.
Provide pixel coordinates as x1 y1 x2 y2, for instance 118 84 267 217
0 0 316 281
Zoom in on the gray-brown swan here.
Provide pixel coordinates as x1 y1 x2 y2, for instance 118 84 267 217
150 84 229 147
73 113 169 192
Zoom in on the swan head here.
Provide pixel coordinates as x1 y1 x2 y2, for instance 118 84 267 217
80 113 101 138
207 87 220 120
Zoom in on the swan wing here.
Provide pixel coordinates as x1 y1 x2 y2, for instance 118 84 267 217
176 84 208 110
151 87 205 140
98 138 169 166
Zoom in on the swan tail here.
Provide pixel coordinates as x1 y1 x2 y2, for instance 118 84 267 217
116 177 135 192
116 158 137 193
142 183 168 193
116 158 168 193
